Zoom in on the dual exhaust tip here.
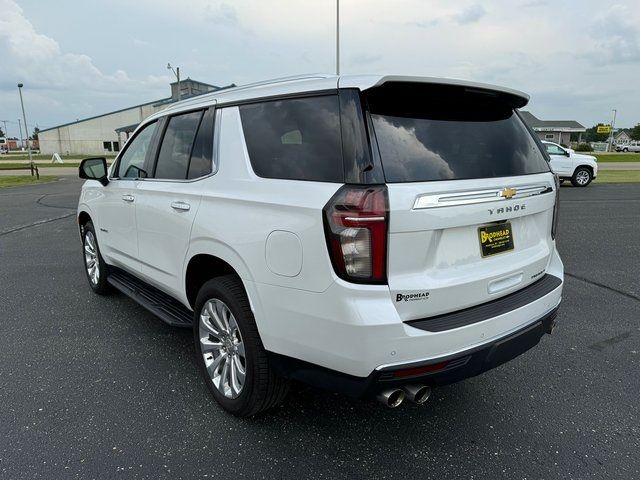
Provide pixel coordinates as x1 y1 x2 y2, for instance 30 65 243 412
377 384 431 408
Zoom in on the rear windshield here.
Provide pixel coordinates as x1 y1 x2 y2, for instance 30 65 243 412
367 84 550 183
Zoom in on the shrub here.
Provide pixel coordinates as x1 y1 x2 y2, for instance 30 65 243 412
575 143 593 152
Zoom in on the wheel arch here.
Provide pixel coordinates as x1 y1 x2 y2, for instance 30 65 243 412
77 209 93 237
183 241 257 310
576 164 594 175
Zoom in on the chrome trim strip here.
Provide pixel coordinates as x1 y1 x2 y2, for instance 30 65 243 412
413 184 552 210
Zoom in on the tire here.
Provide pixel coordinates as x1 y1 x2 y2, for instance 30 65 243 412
623 148 629 152
82 221 112 294
571 167 592 187
193 275 289 417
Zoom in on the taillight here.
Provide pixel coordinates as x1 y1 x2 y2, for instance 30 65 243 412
552 174 560 240
323 185 389 284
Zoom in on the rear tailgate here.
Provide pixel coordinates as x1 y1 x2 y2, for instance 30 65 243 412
363 80 557 321
387 174 556 320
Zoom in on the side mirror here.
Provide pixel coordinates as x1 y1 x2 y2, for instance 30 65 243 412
79 157 109 186
564 150 571 157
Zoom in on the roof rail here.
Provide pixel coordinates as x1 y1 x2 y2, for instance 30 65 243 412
227 73 333 92
160 73 334 112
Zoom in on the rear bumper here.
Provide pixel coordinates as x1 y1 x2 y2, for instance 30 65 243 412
253 246 563 381
269 306 559 398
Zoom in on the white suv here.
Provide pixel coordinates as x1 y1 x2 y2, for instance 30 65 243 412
77 75 563 416
542 141 598 187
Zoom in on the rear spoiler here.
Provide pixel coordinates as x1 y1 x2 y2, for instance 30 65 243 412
340 75 529 109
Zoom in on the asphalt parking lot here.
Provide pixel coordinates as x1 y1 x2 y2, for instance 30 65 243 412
1 178 638 479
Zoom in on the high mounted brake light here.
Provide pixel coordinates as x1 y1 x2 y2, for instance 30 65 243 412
323 185 389 284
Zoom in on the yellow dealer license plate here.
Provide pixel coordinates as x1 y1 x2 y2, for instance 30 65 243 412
478 222 514 257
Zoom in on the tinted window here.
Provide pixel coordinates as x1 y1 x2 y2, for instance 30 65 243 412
367 84 550 183
187 108 214 179
545 143 565 155
116 121 157 178
239 95 343 182
154 111 203 179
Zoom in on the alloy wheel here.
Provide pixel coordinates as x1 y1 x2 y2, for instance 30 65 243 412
84 231 99 285
199 299 246 399
576 170 590 185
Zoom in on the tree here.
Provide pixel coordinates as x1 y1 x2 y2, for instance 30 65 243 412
31 126 40 140
630 123 640 141
584 124 609 143
0 127 4 137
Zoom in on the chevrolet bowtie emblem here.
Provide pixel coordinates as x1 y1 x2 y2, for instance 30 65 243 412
500 187 517 199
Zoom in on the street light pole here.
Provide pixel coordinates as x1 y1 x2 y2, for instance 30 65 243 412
609 109 617 152
17 83 33 167
336 0 340 75
17 119 24 150
167 63 181 101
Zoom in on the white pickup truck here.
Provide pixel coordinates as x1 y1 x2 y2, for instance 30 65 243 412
615 143 640 153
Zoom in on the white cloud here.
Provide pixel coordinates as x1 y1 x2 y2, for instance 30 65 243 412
0 0 170 129
451 4 486 25
1 0 639 129
590 4 640 65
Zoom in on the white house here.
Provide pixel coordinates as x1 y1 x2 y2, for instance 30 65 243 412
520 111 586 145
613 130 632 146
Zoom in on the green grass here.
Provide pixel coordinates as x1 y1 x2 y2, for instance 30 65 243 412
0 175 58 188
596 170 640 183
593 153 640 163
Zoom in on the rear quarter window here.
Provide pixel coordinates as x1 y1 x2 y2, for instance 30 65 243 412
239 95 344 182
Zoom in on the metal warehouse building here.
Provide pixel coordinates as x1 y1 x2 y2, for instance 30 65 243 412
38 79 233 155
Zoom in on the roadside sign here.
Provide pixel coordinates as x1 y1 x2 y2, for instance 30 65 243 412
597 125 611 134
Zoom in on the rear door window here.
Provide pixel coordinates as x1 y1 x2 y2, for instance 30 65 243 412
239 95 344 182
366 84 550 183
154 110 204 179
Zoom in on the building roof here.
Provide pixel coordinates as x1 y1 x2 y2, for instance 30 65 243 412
614 130 631 139
39 79 235 134
38 98 170 133
169 77 223 89
520 111 585 132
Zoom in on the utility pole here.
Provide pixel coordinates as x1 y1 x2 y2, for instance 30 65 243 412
608 109 617 152
18 118 24 149
336 0 340 75
17 83 34 167
167 63 182 101
1 120 7 138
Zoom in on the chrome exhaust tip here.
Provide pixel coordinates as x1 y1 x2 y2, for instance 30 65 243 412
403 384 431 404
377 388 405 408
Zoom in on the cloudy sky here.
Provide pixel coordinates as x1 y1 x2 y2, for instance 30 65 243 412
0 0 638 137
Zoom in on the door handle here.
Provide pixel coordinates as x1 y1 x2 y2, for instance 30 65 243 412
171 201 191 212
122 194 135 203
